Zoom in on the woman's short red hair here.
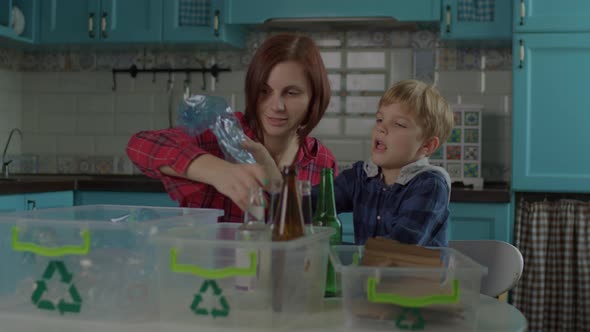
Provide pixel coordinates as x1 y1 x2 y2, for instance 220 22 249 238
244 33 331 143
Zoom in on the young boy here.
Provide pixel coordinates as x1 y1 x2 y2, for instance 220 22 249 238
318 79 454 247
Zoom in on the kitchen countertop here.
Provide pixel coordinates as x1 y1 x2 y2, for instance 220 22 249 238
0 175 511 203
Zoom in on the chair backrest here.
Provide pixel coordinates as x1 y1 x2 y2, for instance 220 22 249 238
449 240 524 298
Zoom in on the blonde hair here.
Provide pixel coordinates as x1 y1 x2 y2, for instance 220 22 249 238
379 79 454 143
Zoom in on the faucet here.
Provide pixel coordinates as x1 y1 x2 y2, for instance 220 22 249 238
2 128 23 178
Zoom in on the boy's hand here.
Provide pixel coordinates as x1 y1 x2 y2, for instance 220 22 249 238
241 137 282 188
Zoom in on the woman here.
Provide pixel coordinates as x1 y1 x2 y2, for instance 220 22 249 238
126 33 338 223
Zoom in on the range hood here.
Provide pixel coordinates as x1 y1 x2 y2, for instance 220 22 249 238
227 0 440 27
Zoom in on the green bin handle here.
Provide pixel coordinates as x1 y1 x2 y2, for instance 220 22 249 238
170 248 257 279
11 227 90 257
367 277 460 308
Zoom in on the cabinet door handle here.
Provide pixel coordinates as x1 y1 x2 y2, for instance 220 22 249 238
520 0 526 26
519 39 524 68
88 13 95 38
213 10 220 37
445 5 451 33
27 199 36 211
101 12 108 38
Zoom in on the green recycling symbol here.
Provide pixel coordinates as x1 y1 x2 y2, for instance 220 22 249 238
190 280 229 318
31 260 82 315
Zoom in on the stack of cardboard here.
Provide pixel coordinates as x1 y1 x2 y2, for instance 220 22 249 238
351 237 464 321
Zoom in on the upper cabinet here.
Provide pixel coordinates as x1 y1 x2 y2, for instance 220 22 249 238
163 0 245 48
512 33 590 193
0 0 39 44
226 0 439 24
440 0 512 42
514 0 590 33
40 0 162 44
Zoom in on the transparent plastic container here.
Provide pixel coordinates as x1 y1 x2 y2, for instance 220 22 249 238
330 245 487 331
153 223 335 329
0 205 223 324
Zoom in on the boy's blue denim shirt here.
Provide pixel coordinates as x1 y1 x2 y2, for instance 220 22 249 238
312 158 451 247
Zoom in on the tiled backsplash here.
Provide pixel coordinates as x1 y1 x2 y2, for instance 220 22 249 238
0 30 511 182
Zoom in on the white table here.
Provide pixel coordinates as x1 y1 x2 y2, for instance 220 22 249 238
0 295 527 332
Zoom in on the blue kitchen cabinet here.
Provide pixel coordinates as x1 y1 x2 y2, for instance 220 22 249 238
440 0 512 41
512 33 590 192
163 0 244 47
40 0 99 43
23 191 74 210
75 191 178 207
0 191 73 213
0 0 39 44
514 0 590 33
226 0 439 24
0 195 25 213
338 202 512 244
448 202 511 242
40 0 162 44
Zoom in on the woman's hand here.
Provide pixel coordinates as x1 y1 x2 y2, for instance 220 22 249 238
241 137 282 185
211 162 268 211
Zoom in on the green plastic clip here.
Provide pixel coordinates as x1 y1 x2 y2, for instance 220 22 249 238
170 248 257 279
366 277 460 308
11 227 90 257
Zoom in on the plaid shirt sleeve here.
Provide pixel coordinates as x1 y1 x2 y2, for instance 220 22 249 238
126 121 339 224
382 173 450 247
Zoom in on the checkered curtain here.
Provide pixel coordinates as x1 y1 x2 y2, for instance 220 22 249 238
179 0 211 27
457 0 495 21
512 199 590 332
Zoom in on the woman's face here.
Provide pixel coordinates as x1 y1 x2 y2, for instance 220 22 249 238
258 61 311 140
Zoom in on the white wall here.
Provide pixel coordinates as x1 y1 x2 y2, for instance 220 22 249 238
3 30 512 181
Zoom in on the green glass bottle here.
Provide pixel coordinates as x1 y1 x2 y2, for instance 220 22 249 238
312 168 326 227
313 168 342 297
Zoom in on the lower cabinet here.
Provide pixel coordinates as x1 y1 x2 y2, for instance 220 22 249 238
448 202 512 243
74 191 178 207
0 191 74 212
338 202 512 244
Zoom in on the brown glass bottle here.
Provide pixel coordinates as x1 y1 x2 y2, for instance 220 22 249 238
271 164 306 241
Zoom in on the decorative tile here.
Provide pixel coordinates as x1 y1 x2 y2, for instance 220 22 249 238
77 156 94 174
457 49 482 71
464 128 480 143
56 156 77 174
464 162 479 177
447 163 462 178
410 30 437 49
464 112 480 126
8 154 38 174
113 155 134 174
93 156 114 174
389 31 412 48
453 111 462 126
436 48 457 71
447 128 462 143
311 32 344 47
483 48 510 71
464 146 479 160
446 145 461 160
430 147 444 160
37 155 57 173
346 31 388 47
430 160 445 168
328 74 342 91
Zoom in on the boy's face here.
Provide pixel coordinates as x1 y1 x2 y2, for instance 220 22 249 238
371 103 427 170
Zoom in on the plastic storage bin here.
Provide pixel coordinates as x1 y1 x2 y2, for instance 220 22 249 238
330 245 487 331
153 223 334 329
0 205 223 324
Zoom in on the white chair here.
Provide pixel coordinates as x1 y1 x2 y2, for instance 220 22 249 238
449 240 524 298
